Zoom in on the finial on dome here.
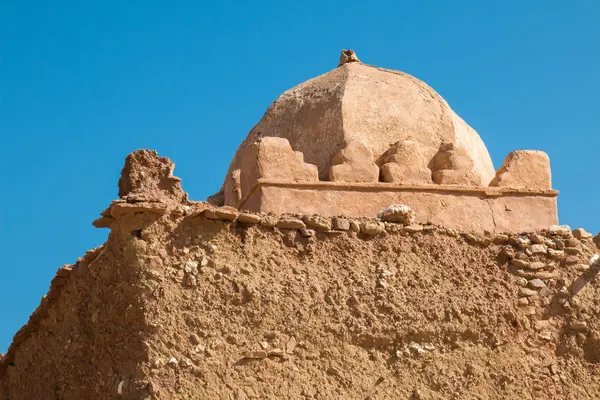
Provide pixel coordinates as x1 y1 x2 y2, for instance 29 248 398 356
338 49 361 67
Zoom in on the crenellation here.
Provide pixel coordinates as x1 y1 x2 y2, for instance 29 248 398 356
490 150 552 189
328 140 379 183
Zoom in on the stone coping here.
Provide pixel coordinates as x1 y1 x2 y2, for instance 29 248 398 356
239 179 559 210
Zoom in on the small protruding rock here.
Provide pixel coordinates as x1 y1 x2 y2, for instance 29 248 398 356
572 228 592 239
549 225 572 237
244 350 268 360
361 221 385 236
519 287 538 297
238 213 261 224
332 217 350 231
302 215 332 230
377 204 416 225
528 279 546 290
276 217 306 230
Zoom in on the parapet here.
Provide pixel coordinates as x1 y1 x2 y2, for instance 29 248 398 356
209 51 559 232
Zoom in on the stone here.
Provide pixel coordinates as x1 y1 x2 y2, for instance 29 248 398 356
302 215 331 230
490 150 551 189
539 287 553 297
511 259 530 269
529 244 548 255
517 297 530 306
565 255 579 265
493 234 509 244
244 350 268 360
378 140 432 184
329 140 379 183
403 225 424 233
548 249 565 260
267 348 285 358
565 238 580 247
360 221 385 236
534 271 558 279
519 287 538 297
260 215 278 228
528 279 546 290
572 228 592 239
529 233 545 244
276 217 305 230
528 262 547 271
238 213 261 224
575 264 589 272
299 228 315 238
564 247 581 255
210 206 239 221
331 217 350 231
549 225 572 236
570 321 588 332
521 306 537 316
515 277 528 287
377 204 416 225
189 334 201 345
349 220 361 233
535 320 551 331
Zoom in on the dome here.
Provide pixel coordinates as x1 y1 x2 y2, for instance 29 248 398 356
225 52 495 184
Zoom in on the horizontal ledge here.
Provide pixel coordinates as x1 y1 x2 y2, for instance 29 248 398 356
237 179 559 210
256 179 558 196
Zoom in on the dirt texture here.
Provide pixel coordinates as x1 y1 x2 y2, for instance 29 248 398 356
1 150 599 399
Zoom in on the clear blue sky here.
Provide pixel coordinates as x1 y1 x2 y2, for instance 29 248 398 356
1 0 599 353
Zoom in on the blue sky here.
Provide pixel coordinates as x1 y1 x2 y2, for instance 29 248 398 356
1 0 598 352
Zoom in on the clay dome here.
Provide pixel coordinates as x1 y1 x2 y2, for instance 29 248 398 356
225 51 496 184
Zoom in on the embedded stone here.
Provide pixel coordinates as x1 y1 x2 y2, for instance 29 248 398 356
360 221 385 236
276 217 306 230
260 215 278 228
238 213 261 224
299 228 315 238
519 287 538 297
332 217 350 231
549 225 572 236
302 215 332 230
528 279 546 290
403 225 424 233
493 234 509 244
572 228 592 239
377 204 416 225
511 259 530 269
214 206 239 221
570 321 588 332
529 244 548 255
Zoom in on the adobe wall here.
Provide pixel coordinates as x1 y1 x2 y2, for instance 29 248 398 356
240 180 558 233
2 199 599 399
